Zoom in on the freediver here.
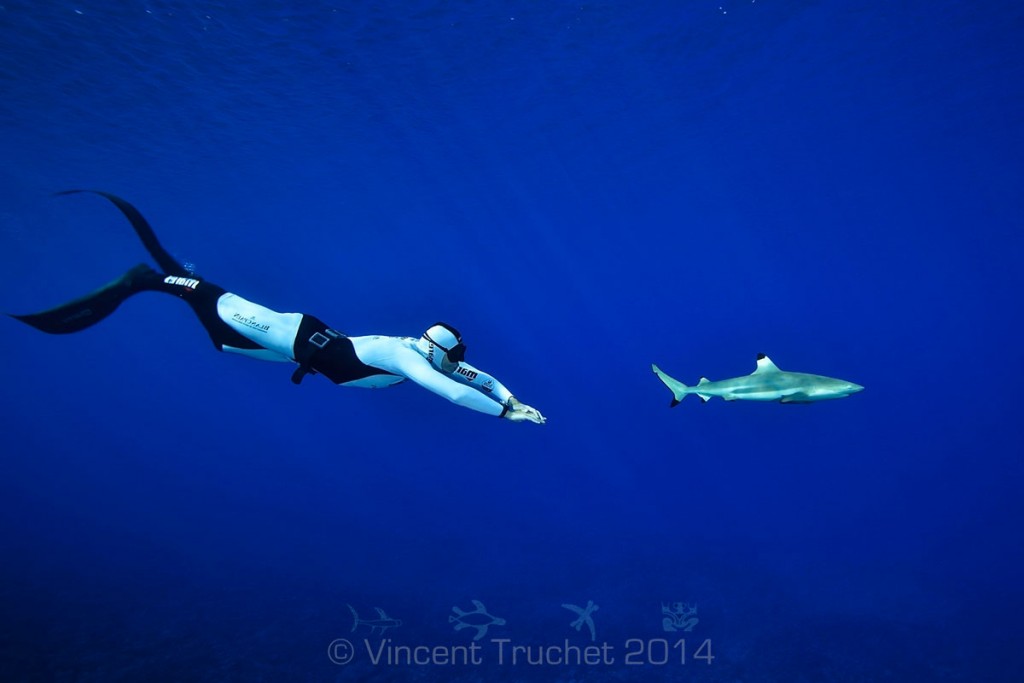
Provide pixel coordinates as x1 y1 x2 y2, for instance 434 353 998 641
9 191 546 423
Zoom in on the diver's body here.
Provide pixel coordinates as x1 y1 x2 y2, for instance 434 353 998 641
10 191 545 423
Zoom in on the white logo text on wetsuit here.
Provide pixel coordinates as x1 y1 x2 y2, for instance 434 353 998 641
232 313 271 333
164 275 200 290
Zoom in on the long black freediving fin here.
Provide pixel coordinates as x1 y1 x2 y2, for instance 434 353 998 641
54 190 187 275
10 263 158 334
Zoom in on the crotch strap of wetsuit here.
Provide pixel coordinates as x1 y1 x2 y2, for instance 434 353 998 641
291 316 346 385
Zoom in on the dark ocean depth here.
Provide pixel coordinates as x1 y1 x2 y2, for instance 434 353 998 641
1 1 1022 680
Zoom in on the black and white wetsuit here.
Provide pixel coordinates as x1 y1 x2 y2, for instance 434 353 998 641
10 191 517 418
137 272 514 417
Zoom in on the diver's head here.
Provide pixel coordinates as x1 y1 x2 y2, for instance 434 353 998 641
419 322 466 372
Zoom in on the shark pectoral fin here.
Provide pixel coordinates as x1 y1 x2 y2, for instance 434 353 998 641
780 393 811 404
670 399 681 408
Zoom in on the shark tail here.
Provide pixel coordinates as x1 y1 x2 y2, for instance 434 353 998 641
652 364 689 407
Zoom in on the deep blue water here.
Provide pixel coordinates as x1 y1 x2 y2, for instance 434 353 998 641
2 1 1022 680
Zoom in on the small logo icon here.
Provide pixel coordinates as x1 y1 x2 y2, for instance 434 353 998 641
327 638 355 665
662 602 699 632
449 600 506 641
348 604 402 635
562 599 599 641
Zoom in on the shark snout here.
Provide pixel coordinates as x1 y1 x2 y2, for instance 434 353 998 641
846 382 865 394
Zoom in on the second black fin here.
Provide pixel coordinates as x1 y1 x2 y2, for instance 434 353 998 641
10 264 158 334
54 190 187 276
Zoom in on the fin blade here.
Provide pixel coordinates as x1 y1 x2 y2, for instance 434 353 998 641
9 264 154 334
56 190 187 275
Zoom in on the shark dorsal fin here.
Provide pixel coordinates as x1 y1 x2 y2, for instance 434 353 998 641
753 353 781 374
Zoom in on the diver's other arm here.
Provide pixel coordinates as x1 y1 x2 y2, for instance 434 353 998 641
448 362 545 424
446 361 513 403
400 360 509 417
503 396 546 424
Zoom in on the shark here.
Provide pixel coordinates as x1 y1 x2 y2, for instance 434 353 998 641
348 604 402 635
652 354 863 405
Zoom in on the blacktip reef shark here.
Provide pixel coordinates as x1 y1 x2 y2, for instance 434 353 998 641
652 354 864 405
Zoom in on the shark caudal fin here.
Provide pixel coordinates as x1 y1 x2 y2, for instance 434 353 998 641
652 364 689 407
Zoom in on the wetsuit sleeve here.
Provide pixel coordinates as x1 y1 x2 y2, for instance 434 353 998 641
395 354 507 417
448 362 514 405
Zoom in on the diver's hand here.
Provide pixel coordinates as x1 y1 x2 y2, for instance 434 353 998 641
504 397 546 424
